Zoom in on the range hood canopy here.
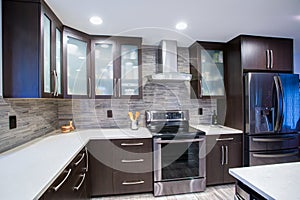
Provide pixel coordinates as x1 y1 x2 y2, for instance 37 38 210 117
147 40 192 82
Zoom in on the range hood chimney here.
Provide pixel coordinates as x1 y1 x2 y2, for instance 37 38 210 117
147 40 192 81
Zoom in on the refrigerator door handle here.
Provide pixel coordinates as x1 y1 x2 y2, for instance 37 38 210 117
277 76 284 130
273 76 281 132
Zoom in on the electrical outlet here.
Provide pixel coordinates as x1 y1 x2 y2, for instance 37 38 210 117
9 115 17 129
107 110 113 118
198 108 203 115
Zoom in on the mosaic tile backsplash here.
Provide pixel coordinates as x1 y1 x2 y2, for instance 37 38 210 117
0 46 217 153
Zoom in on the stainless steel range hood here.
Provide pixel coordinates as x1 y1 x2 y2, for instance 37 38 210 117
147 40 192 81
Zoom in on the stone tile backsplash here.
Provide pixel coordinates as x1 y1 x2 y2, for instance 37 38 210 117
0 45 217 153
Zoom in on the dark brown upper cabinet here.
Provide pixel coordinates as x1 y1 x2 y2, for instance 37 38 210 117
231 35 293 72
189 41 226 98
91 37 142 99
3 0 63 98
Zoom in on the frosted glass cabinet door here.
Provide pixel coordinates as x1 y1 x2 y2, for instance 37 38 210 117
120 45 139 96
200 50 224 96
56 29 62 95
94 43 114 95
67 36 88 95
43 14 51 94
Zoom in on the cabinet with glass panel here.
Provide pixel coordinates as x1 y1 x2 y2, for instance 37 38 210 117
2 0 63 98
92 37 142 99
189 41 225 98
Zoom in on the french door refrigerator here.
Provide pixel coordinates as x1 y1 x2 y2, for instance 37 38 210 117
244 73 300 166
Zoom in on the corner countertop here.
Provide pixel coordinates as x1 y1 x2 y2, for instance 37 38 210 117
0 127 152 200
190 124 242 135
229 162 300 200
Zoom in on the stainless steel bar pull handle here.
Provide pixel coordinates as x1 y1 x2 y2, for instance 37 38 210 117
253 151 298 158
221 145 225 165
266 50 270 69
216 138 234 141
114 78 117 97
122 180 145 185
52 168 72 191
88 77 92 98
155 138 205 144
253 136 296 142
84 147 89 172
121 142 144 146
273 76 281 131
53 70 58 96
73 173 86 191
74 153 85 166
121 159 144 163
270 50 274 69
225 145 229 165
118 78 121 97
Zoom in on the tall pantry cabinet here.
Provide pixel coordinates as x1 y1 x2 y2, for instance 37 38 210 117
2 0 63 98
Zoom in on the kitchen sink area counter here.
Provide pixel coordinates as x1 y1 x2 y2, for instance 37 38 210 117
229 162 300 200
190 124 242 135
0 128 152 200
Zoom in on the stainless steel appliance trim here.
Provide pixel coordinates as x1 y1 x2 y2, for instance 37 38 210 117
278 76 284 130
153 139 162 181
52 168 72 191
221 145 225 165
252 150 298 158
73 173 86 191
88 77 91 98
153 177 206 196
216 137 234 141
270 50 274 69
154 138 205 144
74 153 85 166
122 180 145 185
145 110 189 122
236 184 250 200
121 159 144 163
225 145 229 165
252 136 297 142
120 142 144 146
84 147 88 172
114 78 117 97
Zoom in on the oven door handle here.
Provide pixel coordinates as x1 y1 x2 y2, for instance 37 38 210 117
155 138 205 144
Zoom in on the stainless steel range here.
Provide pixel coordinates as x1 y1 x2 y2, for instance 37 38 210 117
145 110 206 196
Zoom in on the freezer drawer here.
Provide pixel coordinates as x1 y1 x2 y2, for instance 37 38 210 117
249 149 299 166
248 134 299 151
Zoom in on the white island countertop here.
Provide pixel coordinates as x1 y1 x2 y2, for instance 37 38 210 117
0 128 152 200
190 124 242 135
229 162 300 200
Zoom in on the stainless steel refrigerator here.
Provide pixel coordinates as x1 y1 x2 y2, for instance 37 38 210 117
244 73 300 166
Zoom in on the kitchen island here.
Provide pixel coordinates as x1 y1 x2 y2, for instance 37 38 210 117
229 162 300 200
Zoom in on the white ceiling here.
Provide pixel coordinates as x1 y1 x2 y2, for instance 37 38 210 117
45 0 300 52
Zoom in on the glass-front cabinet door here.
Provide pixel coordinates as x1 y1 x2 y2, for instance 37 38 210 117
117 38 142 99
42 11 63 98
93 40 115 98
189 41 225 98
64 29 91 98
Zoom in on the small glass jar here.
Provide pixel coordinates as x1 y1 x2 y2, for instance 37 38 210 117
131 120 138 130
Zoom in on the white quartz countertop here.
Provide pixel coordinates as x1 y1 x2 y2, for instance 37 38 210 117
229 162 300 200
0 127 152 200
190 124 242 135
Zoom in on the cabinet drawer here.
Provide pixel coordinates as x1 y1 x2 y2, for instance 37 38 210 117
72 148 88 173
112 138 152 153
113 152 152 173
113 172 153 194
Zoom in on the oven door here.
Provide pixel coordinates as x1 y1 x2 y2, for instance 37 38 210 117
153 135 206 182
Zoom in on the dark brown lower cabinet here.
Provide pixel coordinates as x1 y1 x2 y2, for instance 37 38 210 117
206 134 242 185
88 138 153 197
39 147 89 199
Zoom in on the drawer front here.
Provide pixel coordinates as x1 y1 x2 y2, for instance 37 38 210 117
112 138 152 153
72 148 88 174
248 134 299 151
113 152 152 173
113 171 153 194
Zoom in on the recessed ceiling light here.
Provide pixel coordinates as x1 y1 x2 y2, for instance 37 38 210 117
175 22 188 30
89 16 103 25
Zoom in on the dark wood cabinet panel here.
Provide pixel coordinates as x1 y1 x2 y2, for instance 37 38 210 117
238 35 293 72
2 0 63 98
206 134 242 186
40 147 89 200
87 138 152 197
